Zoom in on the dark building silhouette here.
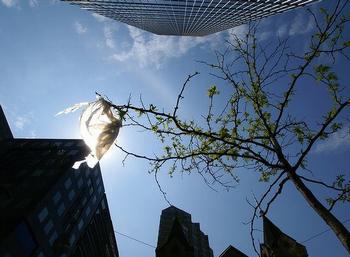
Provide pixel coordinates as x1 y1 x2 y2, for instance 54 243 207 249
156 206 214 257
260 216 308 257
0 106 13 139
0 107 119 257
219 245 248 257
62 0 318 36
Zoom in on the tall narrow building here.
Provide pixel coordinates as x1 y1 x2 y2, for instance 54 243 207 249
62 0 319 36
260 216 308 257
0 107 119 257
156 206 214 257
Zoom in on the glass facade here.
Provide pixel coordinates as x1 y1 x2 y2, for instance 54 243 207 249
0 107 118 257
58 202 66 216
14 221 37 257
38 208 49 223
53 191 62 204
63 0 318 36
72 196 119 257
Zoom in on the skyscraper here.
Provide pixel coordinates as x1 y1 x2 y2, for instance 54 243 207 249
0 106 119 257
156 206 214 257
62 0 318 36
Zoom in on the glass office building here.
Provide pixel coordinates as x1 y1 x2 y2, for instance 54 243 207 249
0 106 119 257
63 0 318 36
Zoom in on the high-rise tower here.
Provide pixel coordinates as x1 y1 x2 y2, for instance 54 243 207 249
156 206 214 257
62 0 318 36
0 107 119 257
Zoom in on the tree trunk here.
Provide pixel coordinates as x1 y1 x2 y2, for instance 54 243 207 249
288 169 350 255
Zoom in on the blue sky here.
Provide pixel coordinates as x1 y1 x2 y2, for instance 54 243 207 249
0 0 350 257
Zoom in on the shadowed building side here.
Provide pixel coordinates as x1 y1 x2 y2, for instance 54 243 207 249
156 206 214 257
0 106 13 139
156 217 194 257
0 106 118 257
260 216 308 257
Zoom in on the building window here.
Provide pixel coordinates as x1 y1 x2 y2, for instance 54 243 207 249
85 206 91 217
85 168 90 177
69 234 76 246
44 220 54 235
68 190 75 201
97 185 102 194
96 176 101 186
101 199 106 210
64 142 74 147
57 203 65 216
38 208 48 222
64 178 72 189
78 219 84 230
53 192 61 204
67 149 79 156
49 231 58 246
77 177 83 188
88 178 94 195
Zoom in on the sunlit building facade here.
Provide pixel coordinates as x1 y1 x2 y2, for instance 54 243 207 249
63 0 318 36
0 106 118 257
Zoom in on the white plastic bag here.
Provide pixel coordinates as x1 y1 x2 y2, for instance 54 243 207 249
57 97 122 168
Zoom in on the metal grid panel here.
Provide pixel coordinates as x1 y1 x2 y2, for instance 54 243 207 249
63 0 319 36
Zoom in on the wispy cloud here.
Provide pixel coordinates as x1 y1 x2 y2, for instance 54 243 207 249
275 12 314 38
92 13 108 22
288 12 314 36
249 12 315 40
29 0 38 7
14 116 30 130
108 25 221 68
74 21 87 35
227 24 248 42
314 127 350 154
29 130 37 138
1 0 17 7
104 25 116 49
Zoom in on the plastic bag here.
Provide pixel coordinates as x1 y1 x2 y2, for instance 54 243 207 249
57 97 122 168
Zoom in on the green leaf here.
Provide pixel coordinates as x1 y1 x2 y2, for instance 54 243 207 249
294 126 305 144
219 127 229 138
207 85 219 97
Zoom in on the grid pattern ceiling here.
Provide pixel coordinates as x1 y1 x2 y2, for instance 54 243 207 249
63 0 319 36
